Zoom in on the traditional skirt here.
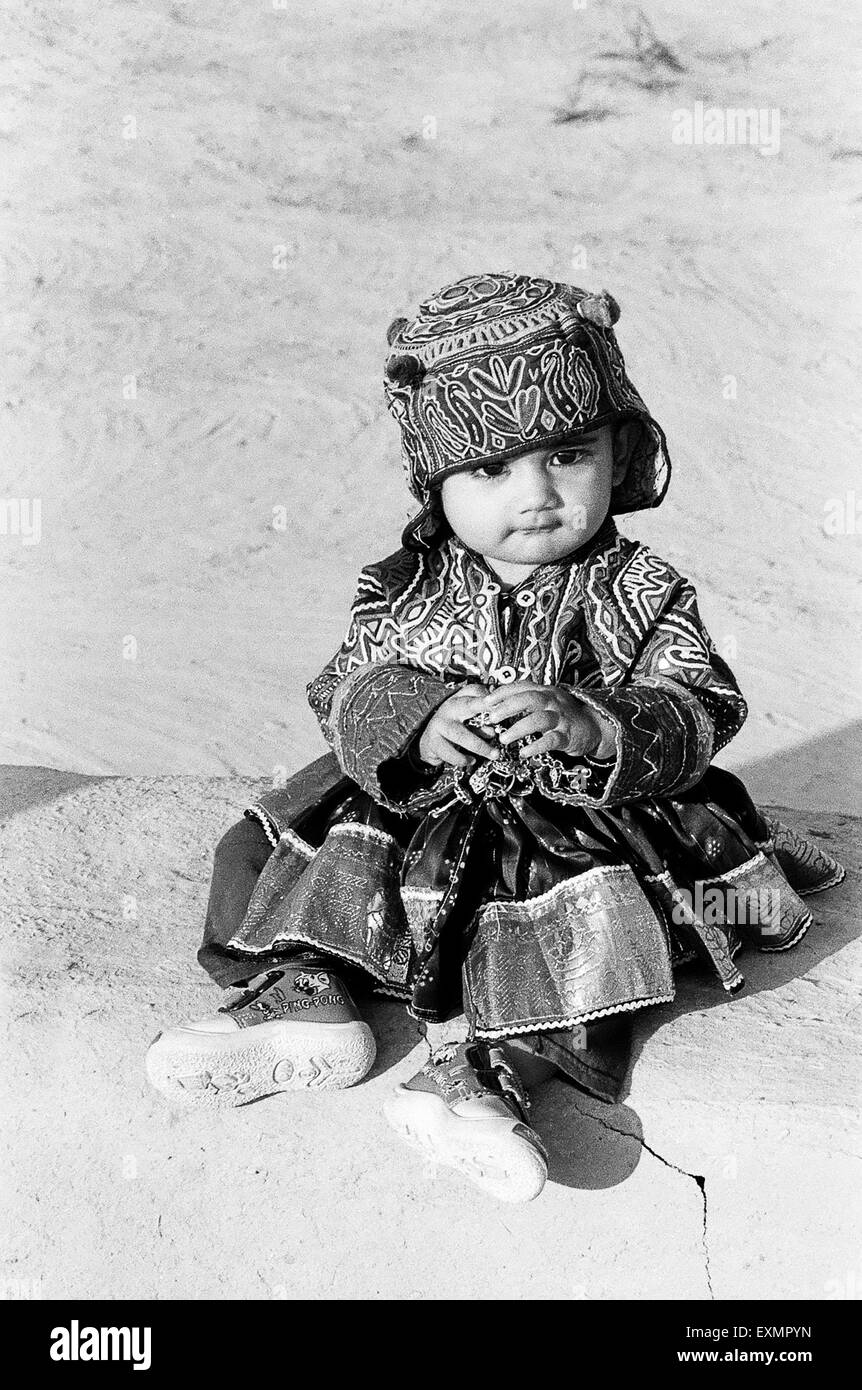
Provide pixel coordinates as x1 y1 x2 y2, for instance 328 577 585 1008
222 752 844 1101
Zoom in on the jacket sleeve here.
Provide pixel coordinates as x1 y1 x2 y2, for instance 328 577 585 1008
538 578 747 807
306 565 454 811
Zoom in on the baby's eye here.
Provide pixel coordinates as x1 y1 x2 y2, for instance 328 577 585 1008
471 463 508 480
550 448 589 467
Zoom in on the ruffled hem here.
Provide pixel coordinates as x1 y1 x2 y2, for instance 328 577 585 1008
231 764 845 1033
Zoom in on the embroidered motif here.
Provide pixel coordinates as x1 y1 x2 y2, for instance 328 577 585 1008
574 890 604 914
365 890 386 944
764 815 846 896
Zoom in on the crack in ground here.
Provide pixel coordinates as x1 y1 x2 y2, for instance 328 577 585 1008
571 1101 714 1298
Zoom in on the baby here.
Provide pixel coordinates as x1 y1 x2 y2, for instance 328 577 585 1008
147 273 844 1204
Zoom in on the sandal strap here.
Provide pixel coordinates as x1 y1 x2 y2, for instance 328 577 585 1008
482 1045 532 1120
423 1042 487 1105
218 970 285 1015
424 1041 531 1120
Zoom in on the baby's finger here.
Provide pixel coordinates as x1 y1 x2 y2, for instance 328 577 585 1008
451 683 489 703
482 681 543 710
517 730 565 760
454 692 499 722
482 698 540 730
436 737 477 769
421 730 464 767
482 691 546 724
499 710 555 745
445 723 500 760
562 724 593 756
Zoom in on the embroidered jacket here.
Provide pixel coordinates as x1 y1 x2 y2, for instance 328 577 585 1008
306 519 747 814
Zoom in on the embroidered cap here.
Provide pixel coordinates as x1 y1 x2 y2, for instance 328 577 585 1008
383 272 671 550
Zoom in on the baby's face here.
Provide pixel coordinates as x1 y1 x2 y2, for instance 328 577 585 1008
439 425 626 579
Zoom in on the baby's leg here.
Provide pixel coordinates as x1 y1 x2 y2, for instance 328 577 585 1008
421 1014 554 1086
197 817 278 989
146 817 376 1108
499 1034 558 1088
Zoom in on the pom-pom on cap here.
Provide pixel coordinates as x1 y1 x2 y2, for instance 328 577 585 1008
385 352 426 388
576 291 621 329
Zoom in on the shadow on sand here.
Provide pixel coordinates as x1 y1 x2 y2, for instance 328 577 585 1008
730 720 862 818
0 765 112 821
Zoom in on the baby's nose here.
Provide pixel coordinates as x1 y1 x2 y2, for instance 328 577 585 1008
515 469 560 510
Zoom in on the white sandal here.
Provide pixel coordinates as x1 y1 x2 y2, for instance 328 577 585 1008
146 963 376 1108
383 1040 548 1202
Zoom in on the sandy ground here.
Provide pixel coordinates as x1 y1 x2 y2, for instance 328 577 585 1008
1 766 858 1299
1 0 860 810
1 0 860 1303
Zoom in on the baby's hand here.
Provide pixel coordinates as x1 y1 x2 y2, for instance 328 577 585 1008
418 683 502 769
481 681 615 761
